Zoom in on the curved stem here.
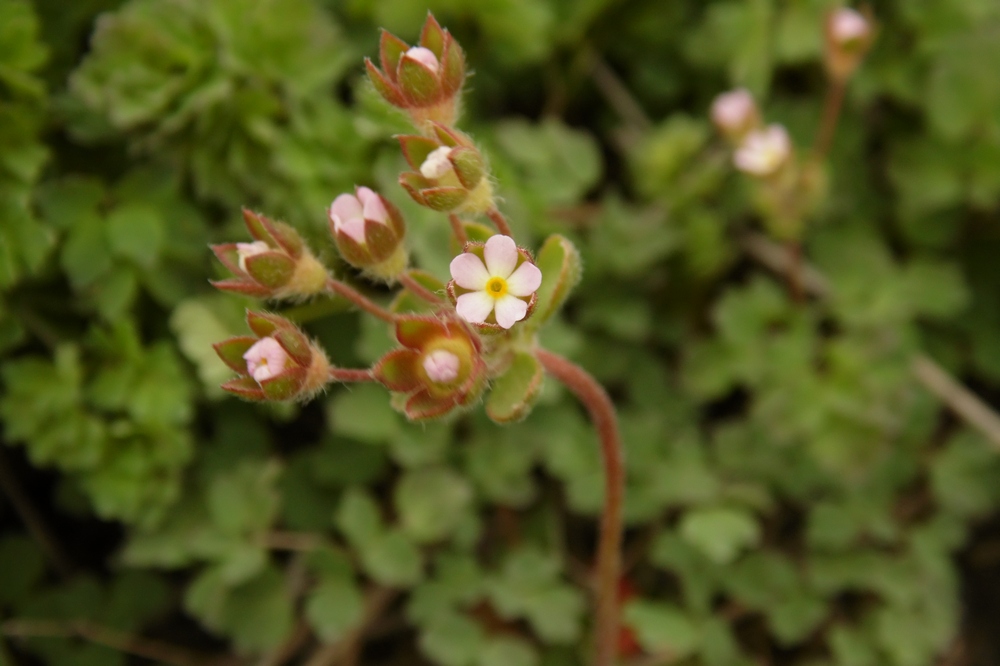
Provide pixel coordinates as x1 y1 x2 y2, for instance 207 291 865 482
486 208 514 237
449 214 469 245
812 78 846 162
535 349 623 666
398 272 444 305
324 279 395 323
329 367 377 383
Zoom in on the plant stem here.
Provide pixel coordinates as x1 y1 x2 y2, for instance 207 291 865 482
324 279 395 323
535 349 624 666
329 367 377 383
449 213 469 245
486 208 514 237
812 78 846 162
398 272 444 305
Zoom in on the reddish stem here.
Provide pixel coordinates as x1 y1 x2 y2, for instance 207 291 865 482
449 213 469 245
812 78 846 161
329 368 376 383
535 349 624 666
486 208 514 237
324 279 395 323
398 272 444 305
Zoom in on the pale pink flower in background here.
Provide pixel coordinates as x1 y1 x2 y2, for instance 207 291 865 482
404 46 440 72
734 125 792 177
830 7 870 45
422 349 461 383
329 187 389 244
243 337 289 383
420 146 454 179
450 235 542 329
235 240 270 272
711 88 757 135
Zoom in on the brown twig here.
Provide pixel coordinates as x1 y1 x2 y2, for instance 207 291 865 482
485 208 514 237
535 349 624 666
398 272 444 305
1 620 230 666
324 279 395 323
0 448 74 578
448 214 469 246
303 587 398 666
741 231 1000 451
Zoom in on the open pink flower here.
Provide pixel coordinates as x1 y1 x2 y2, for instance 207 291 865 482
449 235 542 329
329 187 389 244
243 337 289 383
734 124 792 177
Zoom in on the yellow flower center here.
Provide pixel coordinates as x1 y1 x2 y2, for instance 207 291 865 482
485 276 508 299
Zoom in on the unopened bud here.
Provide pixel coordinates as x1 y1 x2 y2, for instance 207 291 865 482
398 123 492 214
711 88 758 141
328 186 407 281
824 7 873 81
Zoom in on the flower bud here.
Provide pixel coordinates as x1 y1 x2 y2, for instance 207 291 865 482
710 88 758 141
211 210 329 300
733 124 792 178
398 122 493 214
372 314 486 420
447 235 541 332
364 13 466 128
328 186 407 281
824 7 873 81
214 311 331 401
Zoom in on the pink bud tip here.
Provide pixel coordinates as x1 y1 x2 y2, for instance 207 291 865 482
243 337 289 383
404 46 440 73
235 241 271 272
422 349 461 383
420 146 454 179
711 89 756 133
830 7 869 44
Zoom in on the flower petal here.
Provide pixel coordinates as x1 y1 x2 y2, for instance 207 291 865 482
455 291 495 324
493 295 528 329
330 193 362 225
358 187 388 224
339 217 367 244
449 253 490 290
505 261 542 297
483 235 518 278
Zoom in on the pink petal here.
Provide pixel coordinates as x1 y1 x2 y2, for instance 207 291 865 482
330 193 362 225
243 337 288 383
493 295 528 329
455 291 495 324
357 187 388 224
450 253 490 290
404 46 440 73
422 349 460 383
339 217 367 244
505 261 542 297
831 8 868 42
483 235 518 278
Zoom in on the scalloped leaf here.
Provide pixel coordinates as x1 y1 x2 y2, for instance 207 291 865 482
531 234 581 325
486 351 544 423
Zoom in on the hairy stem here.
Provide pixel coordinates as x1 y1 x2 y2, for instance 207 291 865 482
329 367 377 383
398 272 444 305
535 349 624 666
449 213 469 245
486 208 514 237
324 279 395 323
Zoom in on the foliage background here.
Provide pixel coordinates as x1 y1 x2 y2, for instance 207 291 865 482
2 0 1000 664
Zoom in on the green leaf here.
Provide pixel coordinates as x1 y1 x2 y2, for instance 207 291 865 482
207 460 281 537
336 488 383 547
530 234 582 326
679 507 760 565
105 202 164 267
327 385 400 443
624 600 700 658
477 636 538 666
395 467 474 544
418 612 485 666
305 570 364 643
486 351 544 423
360 529 423 586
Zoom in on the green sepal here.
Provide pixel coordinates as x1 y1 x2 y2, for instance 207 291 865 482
404 389 457 421
246 310 292 338
365 58 405 107
213 336 258 374
244 252 294 289
273 329 312 367
486 351 544 423
221 376 266 401
419 13 446 58
242 209 271 244
259 367 307 401
333 230 374 268
211 278 272 298
449 146 484 190
421 187 467 211
431 123 464 148
398 53 440 107
379 30 409 79
365 219 402 263
396 315 448 349
531 234 582 326
398 135 440 171
263 220 304 259
373 348 422 392
440 37 465 98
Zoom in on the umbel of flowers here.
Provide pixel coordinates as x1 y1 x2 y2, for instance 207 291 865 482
209 12 624 666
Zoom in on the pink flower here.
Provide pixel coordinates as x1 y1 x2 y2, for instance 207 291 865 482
733 124 792 177
404 46 440 73
235 240 271 272
329 187 389 244
830 7 870 45
422 349 460 383
711 88 757 136
420 146 455 179
449 235 542 329
243 337 288 383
